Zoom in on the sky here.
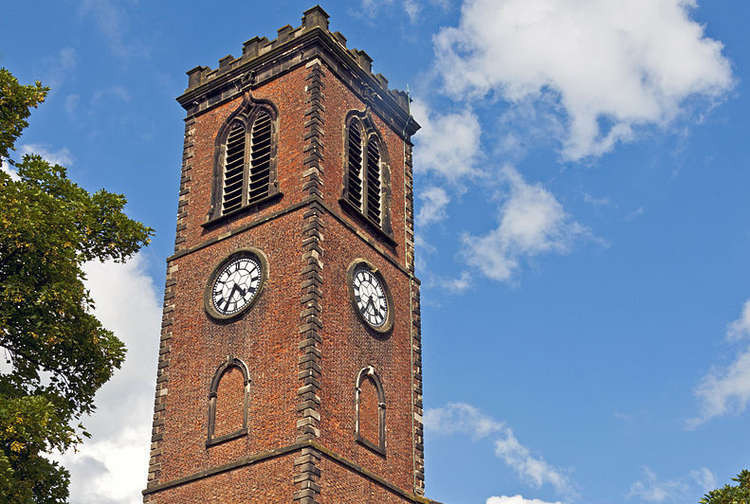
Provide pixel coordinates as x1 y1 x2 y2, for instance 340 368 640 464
1 1 749 503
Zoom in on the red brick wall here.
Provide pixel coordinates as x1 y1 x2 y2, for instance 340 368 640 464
147 53 424 502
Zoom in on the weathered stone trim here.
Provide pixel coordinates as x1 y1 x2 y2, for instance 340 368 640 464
402 140 425 494
174 119 195 254
143 441 310 495
313 443 441 504
294 59 326 504
168 196 419 284
142 440 440 503
144 261 178 492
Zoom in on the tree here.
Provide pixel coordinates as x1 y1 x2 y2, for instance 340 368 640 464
700 470 750 504
0 68 153 503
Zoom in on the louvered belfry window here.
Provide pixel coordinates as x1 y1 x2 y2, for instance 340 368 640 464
221 121 246 214
346 117 383 227
219 109 275 216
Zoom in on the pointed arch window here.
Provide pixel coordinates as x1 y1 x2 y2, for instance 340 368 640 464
342 112 393 243
208 96 280 224
207 358 250 447
355 366 386 455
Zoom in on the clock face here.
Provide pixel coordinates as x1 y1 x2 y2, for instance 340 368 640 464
352 267 389 328
211 255 262 316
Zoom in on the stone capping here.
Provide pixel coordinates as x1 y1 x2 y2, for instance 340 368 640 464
142 440 442 503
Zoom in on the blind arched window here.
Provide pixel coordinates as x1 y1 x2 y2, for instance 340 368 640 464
207 358 250 447
355 366 386 455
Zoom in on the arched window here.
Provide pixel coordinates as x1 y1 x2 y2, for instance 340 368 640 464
342 112 392 238
207 358 250 447
355 366 386 455
210 95 279 222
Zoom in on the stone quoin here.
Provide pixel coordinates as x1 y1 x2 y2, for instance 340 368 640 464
142 5 440 503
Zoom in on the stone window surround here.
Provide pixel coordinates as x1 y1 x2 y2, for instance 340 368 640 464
206 357 251 447
340 109 395 246
354 365 387 456
205 92 281 227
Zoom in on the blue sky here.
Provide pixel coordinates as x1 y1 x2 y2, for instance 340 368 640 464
2 1 749 503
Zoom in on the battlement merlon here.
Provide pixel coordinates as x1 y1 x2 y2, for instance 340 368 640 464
177 5 420 140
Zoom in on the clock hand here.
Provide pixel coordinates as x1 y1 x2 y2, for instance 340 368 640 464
224 284 239 311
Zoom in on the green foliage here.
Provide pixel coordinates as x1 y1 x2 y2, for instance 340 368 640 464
0 68 153 503
0 68 47 160
700 470 750 504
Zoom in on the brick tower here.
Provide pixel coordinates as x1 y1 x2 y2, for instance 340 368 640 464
143 6 438 503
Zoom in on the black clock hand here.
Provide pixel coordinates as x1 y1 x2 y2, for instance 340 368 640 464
224 284 240 311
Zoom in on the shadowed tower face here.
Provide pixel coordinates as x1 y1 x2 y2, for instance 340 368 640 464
142 6 439 503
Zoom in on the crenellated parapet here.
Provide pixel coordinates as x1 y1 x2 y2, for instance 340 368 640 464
178 5 418 140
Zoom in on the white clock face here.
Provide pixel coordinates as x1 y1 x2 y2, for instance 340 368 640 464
352 267 388 328
211 256 262 316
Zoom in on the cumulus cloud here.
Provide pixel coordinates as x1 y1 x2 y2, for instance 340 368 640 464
417 186 450 226
426 403 575 497
689 300 750 427
411 99 481 181
57 254 161 504
487 496 562 504
462 165 587 282
627 466 716 503
434 0 734 159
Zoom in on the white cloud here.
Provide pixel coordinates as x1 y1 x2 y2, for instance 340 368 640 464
19 144 74 167
79 0 145 59
360 0 449 22
690 467 717 493
411 99 481 181
727 300 750 341
0 159 18 180
417 186 450 226
463 165 587 282
438 271 472 293
42 47 77 91
495 429 575 497
65 94 81 116
92 85 131 105
627 466 715 503
628 467 685 503
425 403 574 497
57 254 161 504
434 0 734 160
689 300 750 427
424 402 504 438
487 496 562 504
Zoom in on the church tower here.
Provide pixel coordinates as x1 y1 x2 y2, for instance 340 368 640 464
142 6 437 503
